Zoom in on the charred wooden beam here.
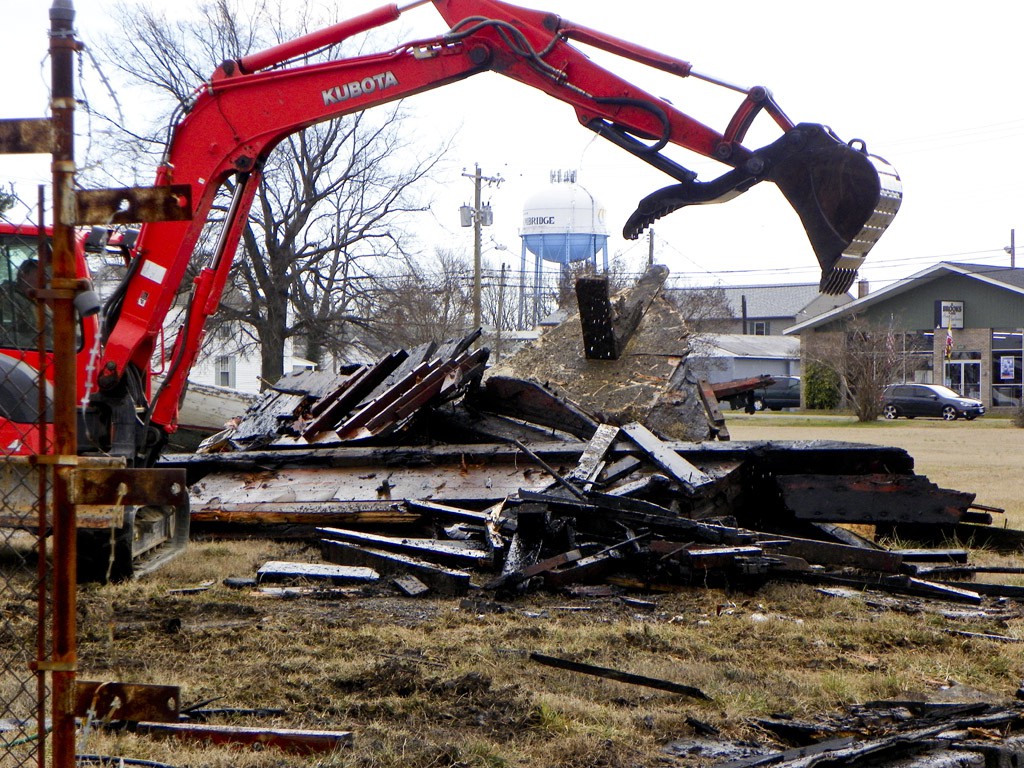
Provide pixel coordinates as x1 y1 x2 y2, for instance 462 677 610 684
300 351 406 435
777 474 975 526
318 527 493 568
517 489 755 544
696 378 729 441
576 265 668 360
255 561 379 585
760 533 904 573
709 374 776 401
649 542 765 570
320 539 471 595
566 424 620 486
619 422 714 493
469 376 599 440
189 501 419 527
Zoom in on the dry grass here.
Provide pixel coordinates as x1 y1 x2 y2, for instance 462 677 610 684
18 416 1024 766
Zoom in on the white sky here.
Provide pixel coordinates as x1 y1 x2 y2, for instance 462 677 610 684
4 0 1024 292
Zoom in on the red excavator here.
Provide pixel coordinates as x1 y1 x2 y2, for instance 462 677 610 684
1 0 901 580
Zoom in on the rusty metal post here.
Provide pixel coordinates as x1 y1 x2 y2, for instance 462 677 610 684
48 1 79 766
35 186 52 768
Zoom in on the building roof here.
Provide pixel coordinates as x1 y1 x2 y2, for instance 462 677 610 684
670 283 852 319
696 333 800 359
783 262 1024 335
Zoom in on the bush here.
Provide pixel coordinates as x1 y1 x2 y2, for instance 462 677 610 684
804 362 841 410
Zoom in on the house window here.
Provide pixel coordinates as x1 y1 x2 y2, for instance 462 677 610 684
750 321 769 336
214 355 236 388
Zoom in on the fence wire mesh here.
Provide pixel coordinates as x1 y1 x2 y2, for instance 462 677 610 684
0 197 55 768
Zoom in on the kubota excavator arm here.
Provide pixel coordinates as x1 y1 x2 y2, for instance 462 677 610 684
94 0 900 456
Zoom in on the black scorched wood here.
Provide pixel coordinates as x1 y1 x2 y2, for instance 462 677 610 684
777 474 976 526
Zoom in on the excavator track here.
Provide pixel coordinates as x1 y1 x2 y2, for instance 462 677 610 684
76 502 190 583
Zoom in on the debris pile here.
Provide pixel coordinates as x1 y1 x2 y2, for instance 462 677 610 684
163 328 1015 604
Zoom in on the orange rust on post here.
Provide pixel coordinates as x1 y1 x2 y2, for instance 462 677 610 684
73 681 181 723
0 117 56 154
49 0 81 765
71 467 187 507
76 184 193 225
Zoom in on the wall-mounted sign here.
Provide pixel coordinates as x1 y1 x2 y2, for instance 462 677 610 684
1001 355 1017 381
935 300 964 329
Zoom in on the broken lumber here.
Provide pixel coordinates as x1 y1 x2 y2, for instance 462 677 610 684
576 265 668 360
320 538 472 596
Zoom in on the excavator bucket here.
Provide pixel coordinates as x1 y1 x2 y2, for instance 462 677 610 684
766 125 902 295
622 124 901 295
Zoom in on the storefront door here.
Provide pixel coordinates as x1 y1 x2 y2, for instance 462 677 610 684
945 360 981 399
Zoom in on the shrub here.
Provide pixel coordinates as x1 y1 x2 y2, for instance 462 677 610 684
804 362 841 410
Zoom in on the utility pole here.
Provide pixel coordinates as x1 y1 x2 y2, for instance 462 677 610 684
1007 228 1016 268
460 164 503 330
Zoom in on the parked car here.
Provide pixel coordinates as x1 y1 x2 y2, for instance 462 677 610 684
729 375 801 411
881 383 985 421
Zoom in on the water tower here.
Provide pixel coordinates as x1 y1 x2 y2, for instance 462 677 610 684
519 170 609 327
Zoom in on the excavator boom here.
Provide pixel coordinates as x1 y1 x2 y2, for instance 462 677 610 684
107 0 902 443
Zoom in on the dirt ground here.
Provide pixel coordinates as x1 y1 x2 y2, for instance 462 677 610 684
727 413 1024 527
15 413 1024 768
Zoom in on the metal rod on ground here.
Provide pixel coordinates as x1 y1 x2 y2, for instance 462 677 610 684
511 439 587 500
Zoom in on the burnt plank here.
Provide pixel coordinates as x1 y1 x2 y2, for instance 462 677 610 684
619 422 714 493
762 533 904 573
392 575 430 597
709 374 775 401
255 560 379 585
485 546 595 590
405 499 494 525
318 526 493 568
320 539 471 595
334 360 437 438
566 424 620 486
189 501 418 527
777 474 976 526
471 376 599 440
576 275 617 360
576 265 667 361
597 455 645 486
302 351 406 434
809 522 886 550
696 378 729 441
650 542 764 569
894 548 969 563
529 652 711 700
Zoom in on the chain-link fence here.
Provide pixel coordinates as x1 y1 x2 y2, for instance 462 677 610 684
0 198 55 767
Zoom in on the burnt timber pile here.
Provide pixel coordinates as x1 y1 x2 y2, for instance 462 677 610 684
162 270 1014 603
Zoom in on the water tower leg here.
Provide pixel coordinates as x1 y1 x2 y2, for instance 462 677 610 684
518 242 528 330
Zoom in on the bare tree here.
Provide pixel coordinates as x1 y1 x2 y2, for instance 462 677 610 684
91 0 449 384
369 248 474 349
803 315 905 421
